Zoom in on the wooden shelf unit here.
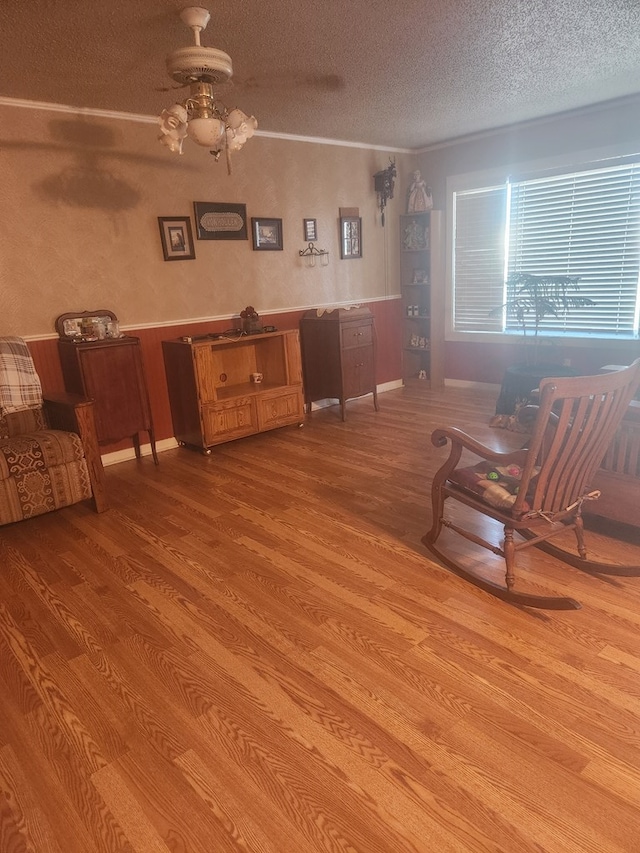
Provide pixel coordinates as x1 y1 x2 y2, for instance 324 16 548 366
162 330 304 452
399 210 444 388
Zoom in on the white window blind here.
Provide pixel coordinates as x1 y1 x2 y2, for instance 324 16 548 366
453 186 507 332
453 161 640 338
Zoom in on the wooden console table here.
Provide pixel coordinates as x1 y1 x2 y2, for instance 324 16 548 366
162 329 304 453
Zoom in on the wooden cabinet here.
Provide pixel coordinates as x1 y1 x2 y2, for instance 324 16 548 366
162 330 304 452
299 307 378 420
400 209 444 388
58 337 158 463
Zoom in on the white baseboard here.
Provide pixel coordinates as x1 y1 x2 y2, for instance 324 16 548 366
101 437 179 467
309 379 403 411
445 378 502 392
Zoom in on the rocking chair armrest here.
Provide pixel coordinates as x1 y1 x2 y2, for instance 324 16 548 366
431 426 528 466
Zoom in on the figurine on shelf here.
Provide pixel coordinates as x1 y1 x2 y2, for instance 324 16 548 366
403 218 428 251
407 171 433 213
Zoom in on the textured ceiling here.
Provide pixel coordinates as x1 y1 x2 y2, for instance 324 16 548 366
1 0 640 149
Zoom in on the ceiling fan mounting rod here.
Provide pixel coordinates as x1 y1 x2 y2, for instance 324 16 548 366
179 6 211 46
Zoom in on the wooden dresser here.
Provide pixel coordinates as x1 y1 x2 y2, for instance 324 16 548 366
299 307 379 420
162 329 304 453
57 337 158 464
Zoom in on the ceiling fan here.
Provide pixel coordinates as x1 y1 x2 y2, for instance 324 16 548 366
157 5 257 173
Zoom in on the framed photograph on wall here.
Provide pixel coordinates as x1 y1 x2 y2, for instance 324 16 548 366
252 217 283 251
340 215 362 259
303 218 317 242
193 202 248 240
157 216 196 261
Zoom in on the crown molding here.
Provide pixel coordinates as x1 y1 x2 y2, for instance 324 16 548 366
0 96 414 154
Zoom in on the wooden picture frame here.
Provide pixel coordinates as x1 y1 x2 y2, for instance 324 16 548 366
340 216 362 259
193 202 248 240
303 218 317 242
252 217 283 251
158 216 196 261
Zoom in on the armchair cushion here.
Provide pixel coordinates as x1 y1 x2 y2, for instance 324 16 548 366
0 429 91 523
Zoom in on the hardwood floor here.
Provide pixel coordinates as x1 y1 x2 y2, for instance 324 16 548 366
1 383 640 852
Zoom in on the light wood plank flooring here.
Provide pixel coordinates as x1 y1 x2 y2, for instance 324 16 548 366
1 383 640 853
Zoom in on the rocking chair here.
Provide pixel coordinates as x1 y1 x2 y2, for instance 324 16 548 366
422 359 640 609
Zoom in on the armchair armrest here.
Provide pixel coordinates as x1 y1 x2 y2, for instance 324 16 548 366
43 394 108 513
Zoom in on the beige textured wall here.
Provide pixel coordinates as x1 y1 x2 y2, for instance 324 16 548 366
1 103 413 337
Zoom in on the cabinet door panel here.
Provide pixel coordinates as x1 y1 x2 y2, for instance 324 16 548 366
202 399 257 445
77 345 149 442
342 347 374 398
340 323 373 350
257 389 303 431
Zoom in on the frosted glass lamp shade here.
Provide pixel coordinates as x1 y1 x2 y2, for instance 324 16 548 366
187 117 226 147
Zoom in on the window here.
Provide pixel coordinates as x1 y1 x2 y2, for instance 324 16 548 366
452 161 640 339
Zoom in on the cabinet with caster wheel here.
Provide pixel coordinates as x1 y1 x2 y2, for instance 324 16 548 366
162 329 304 452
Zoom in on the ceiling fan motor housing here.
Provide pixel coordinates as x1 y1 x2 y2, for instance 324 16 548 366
166 46 233 85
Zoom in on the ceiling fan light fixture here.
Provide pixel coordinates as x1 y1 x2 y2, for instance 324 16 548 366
158 6 257 173
187 116 226 147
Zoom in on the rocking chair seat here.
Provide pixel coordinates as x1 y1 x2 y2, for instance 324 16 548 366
423 359 640 610
448 460 539 513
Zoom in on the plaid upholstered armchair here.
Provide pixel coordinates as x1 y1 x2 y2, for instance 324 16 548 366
0 337 107 525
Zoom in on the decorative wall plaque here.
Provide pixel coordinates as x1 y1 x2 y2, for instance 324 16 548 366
193 202 248 240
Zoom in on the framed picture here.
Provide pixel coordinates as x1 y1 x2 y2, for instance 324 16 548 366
193 202 248 240
340 216 362 259
252 217 283 251
158 216 196 261
303 218 317 242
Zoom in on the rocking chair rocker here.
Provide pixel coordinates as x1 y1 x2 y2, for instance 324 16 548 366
422 359 640 609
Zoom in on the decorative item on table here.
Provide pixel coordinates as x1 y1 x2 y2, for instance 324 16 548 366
373 158 396 226
418 369 427 380
250 372 264 384
406 170 433 213
240 306 263 334
55 310 123 342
